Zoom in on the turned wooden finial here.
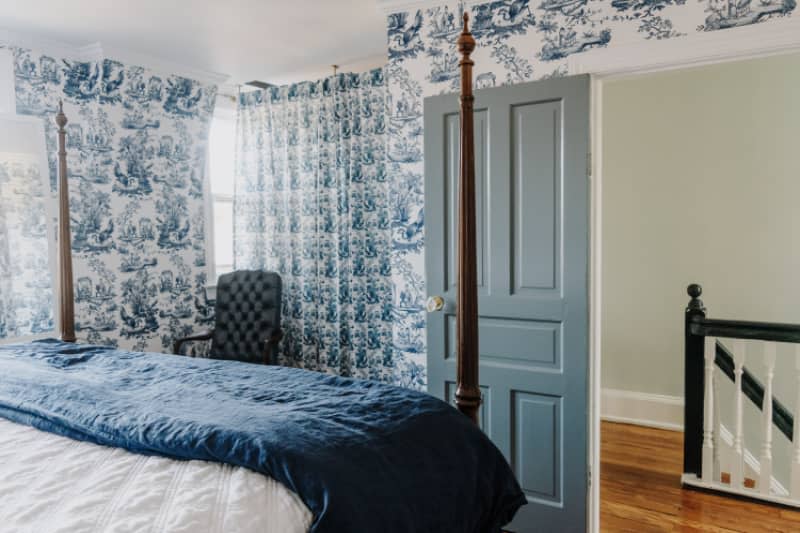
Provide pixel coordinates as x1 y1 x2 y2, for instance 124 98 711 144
456 13 476 103
56 100 67 129
687 284 705 313
457 13 476 62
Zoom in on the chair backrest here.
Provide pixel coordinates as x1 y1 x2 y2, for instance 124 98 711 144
210 270 282 364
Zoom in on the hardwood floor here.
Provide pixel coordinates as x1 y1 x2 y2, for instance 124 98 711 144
601 421 800 532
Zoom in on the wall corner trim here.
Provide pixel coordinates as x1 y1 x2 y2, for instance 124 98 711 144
601 388 684 431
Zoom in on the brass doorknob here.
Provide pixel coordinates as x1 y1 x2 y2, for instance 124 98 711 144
426 295 445 313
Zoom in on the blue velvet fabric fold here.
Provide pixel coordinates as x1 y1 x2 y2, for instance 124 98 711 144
0 340 525 532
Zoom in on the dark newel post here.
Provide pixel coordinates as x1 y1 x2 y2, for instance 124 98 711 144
56 101 76 343
684 283 705 477
455 13 481 423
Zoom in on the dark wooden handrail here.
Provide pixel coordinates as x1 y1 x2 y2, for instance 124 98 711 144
714 341 793 442
691 316 800 344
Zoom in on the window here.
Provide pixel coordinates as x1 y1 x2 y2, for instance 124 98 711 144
207 96 236 283
0 48 15 113
0 115 55 342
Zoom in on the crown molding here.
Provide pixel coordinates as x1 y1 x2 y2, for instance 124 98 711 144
376 0 436 14
99 43 228 85
0 29 101 61
569 15 800 78
0 29 229 86
218 82 240 99
267 54 387 86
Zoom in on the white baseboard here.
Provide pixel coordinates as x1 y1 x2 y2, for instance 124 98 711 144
601 388 683 431
601 388 789 496
683 474 796 507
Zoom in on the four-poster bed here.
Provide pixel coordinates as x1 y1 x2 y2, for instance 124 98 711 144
0 16 524 532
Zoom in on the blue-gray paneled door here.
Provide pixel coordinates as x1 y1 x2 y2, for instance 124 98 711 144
423 75 590 533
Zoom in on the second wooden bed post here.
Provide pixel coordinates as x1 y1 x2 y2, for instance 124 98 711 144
56 101 76 343
454 14 481 424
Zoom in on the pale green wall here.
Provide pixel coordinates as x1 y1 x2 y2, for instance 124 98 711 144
601 53 800 401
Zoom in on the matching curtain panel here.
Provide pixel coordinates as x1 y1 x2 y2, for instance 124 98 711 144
234 69 395 381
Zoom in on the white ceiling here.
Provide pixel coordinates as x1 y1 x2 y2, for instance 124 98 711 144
0 0 392 87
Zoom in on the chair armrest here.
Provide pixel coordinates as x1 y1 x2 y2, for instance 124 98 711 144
173 330 214 355
261 328 283 365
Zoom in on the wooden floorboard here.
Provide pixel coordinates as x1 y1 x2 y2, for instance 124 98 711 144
601 421 800 532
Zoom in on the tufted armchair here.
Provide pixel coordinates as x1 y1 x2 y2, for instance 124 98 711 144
173 270 283 365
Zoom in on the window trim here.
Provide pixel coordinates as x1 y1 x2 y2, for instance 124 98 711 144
211 193 234 276
0 113 58 342
0 49 16 114
204 94 237 298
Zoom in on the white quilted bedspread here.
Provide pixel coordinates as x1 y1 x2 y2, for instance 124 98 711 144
0 418 312 533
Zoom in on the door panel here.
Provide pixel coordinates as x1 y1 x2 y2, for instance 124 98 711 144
446 317 560 370
512 100 561 294
445 110 488 293
513 391 562 504
424 75 589 533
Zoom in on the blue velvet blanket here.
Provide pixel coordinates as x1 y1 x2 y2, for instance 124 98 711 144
0 340 524 532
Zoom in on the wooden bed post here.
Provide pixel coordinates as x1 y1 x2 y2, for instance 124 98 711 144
56 101 76 343
454 14 481 423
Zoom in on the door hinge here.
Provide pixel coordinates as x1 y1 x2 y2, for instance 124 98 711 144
587 151 592 178
587 466 592 486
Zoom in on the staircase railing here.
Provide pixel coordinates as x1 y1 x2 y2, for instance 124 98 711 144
714 342 793 442
683 283 800 505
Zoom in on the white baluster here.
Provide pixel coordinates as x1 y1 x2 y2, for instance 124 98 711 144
791 345 800 499
760 342 776 495
703 337 716 483
731 340 746 489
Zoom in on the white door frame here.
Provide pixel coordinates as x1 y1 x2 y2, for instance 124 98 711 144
574 16 800 533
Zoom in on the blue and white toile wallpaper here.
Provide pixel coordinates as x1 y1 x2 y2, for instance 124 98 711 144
7 47 217 351
385 0 794 387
